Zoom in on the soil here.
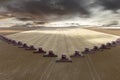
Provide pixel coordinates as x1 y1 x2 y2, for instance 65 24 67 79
0 27 120 80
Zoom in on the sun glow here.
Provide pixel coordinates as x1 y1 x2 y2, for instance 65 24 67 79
43 19 99 27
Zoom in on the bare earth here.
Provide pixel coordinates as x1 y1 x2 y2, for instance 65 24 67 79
5 28 119 57
0 27 120 80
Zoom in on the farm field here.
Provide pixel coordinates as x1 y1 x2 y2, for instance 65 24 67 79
0 27 120 80
88 27 120 36
6 28 119 57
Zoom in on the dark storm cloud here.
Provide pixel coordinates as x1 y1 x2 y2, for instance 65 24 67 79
0 0 120 14
24 0 89 15
97 0 120 11
0 0 120 24
0 0 90 16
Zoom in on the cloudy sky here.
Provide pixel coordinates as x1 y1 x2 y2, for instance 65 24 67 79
0 0 120 26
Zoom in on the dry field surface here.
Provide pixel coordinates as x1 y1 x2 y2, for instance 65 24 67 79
87 27 120 36
0 27 39 35
6 28 119 57
0 27 120 80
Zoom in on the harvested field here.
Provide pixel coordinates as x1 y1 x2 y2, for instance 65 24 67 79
0 27 39 35
87 27 120 36
0 27 120 80
6 28 119 58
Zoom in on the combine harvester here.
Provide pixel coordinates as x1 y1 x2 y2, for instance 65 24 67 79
1 28 120 62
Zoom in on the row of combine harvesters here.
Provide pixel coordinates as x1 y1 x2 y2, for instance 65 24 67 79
0 35 120 63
